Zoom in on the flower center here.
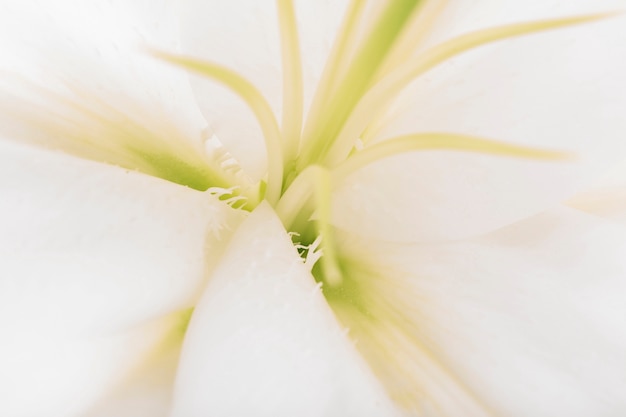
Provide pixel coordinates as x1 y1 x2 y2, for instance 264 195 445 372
148 3 615 411
151 1 604 288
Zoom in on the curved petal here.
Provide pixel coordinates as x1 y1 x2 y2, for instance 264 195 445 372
332 206 626 416
567 185 626 225
169 203 402 417
419 0 625 49
82 333 182 417
178 0 349 179
566 160 626 224
0 0 210 170
0 315 178 417
0 140 243 332
0 140 243 415
332 2 626 242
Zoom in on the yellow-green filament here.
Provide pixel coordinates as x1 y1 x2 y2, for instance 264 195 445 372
333 132 573 182
275 164 342 286
297 0 424 171
375 0 447 80
275 164 322 230
276 0 304 166
151 51 284 204
301 0 367 146
324 13 614 166
312 166 342 287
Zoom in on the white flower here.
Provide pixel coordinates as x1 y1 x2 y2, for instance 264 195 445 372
2 0 626 416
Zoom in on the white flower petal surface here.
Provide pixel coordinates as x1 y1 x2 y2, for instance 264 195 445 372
419 0 625 47
178 0 349 179
0 139 242 329
169 203 402 417
566 159 626 224
0 140 243 415
567 185 626 225
83 338 182 417
332 0 626 242
339 205 626 416
0 0 209 169
1 315 177 417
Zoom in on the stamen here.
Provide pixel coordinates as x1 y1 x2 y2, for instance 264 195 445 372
151 51 284 204
297 0 424 171
375 0 448 80
300 0 367 147
324 13 616 166
312 166 342 287
333 132 573 182
276 0 304 166
302 236 323 270
275 165 342 286
275 164 320 230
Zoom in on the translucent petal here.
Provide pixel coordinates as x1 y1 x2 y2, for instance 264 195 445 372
0 140 243 415
330 206 626 415
332 5 626 242
0 0 209 167
0 314 179 417
169 203 402 417
418 0 626 49
567 186 626 225
0 139 243 335
82 336 182 417
566 160 626 224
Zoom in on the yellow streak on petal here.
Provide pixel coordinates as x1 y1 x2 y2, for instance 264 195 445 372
318 239 493 415
333 132 573 182
325 13 617 166
151 51 284 204
566 187 626 220
0 79 249 196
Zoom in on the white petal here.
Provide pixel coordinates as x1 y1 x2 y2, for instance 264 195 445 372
567 185 626 225
0 315 179 417
333 2 626 242
0 140 243 331
566 160 626 223
0 0 209 166
178 0 349 179
82 336 182 417
343 206 626 416
169 203 401 417
420 0 626 48
0 140 243 415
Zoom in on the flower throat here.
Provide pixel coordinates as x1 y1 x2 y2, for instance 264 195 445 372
151 0 600 287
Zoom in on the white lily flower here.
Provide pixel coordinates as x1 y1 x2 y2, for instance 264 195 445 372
2 1 626 416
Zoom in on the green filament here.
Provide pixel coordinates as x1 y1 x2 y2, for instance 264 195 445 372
275 164 321 230
323 13 615 166
152 51 284 204
297 0 424 171
301 0 367 146
333 132 573 182
276 164 342 286
277 0 304 166
312 166 342 287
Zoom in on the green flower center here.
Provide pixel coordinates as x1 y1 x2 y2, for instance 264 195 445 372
149 3 609 409
153 0 596 288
